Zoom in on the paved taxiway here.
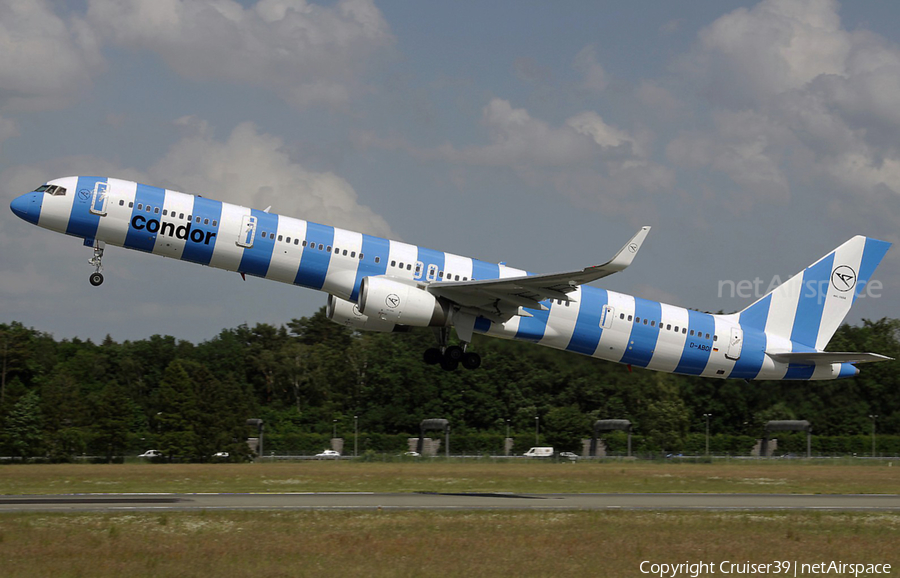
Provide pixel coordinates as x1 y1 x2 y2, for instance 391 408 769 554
2 492 899 512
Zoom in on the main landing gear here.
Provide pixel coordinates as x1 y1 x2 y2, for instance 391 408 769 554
88 241 105 286
424 327 482 371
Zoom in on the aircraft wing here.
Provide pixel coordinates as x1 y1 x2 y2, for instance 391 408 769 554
427 226 650 322
766 352 893 365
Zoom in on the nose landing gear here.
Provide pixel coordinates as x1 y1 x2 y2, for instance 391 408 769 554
88 241 105 286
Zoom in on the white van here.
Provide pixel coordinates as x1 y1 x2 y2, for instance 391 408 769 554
523 447 554 458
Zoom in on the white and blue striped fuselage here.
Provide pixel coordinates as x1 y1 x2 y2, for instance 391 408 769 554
12 176 887 381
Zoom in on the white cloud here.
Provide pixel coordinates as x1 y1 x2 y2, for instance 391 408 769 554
573 45 608 93
420 99 673 216
148 118 393 237
0 0 103 110
675 0 900 201
87 0 394 109
428 99 647 168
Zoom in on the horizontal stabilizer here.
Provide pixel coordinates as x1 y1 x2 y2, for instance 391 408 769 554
766 351 893 365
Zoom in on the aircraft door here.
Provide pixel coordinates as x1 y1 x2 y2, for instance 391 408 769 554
426 263 438 281
726 327 743 360
600 305 615 329
236 215 257 248
90 182 109 216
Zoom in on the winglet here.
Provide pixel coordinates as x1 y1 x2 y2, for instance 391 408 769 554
606 226 651 272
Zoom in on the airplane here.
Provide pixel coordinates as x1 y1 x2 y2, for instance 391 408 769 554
10 176 893 379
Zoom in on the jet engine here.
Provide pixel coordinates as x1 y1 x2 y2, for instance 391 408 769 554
325 294 404 333
358 276 449 327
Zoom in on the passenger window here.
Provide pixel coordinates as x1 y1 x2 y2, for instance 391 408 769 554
674 326 679 332
690 330 695 336
705 333 710 339
635 317 640 323
204 218 209 225
120 200 125 206
351 251 356 257
286 237 291 243
318 244 324 250
375 256 380 263
326 246 332 252
682 328 687 334
154 207 160 214
343 250 348 256
129 202 134 208
212 220 217 227
137 203 143 210
301 240 307 247
391 260 396 267
651 321 656 327
180 213 185 219
666 324 671 330
278 235 283 242
294 239 299 245
620 313 625 319
628 315 633 321
643 319 648 325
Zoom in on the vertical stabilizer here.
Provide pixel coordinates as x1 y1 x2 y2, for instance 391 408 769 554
738 236 890 350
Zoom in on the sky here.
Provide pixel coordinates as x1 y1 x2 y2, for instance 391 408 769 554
2 0 900 343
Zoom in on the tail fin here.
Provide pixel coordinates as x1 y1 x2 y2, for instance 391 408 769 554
738 236 891 350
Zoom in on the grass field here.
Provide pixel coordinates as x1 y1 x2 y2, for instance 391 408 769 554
1 461 897 577
0 510 897 577
1 459 898 495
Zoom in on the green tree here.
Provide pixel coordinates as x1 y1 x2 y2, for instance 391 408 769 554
2 389 43 458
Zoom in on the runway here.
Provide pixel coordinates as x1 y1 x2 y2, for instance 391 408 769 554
2 492 899 512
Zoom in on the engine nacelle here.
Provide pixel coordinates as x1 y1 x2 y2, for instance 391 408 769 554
359 276 449 327
326 294 405 333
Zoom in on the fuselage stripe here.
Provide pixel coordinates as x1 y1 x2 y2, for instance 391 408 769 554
619 297 661 367
565 286 608 355
294 221 334 290
239 209 278 278
66 177 106 241
351 234 390 301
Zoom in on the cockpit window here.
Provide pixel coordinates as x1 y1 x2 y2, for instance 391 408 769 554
34 184 67 196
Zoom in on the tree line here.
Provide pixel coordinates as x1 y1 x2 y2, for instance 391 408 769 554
1 313 898 461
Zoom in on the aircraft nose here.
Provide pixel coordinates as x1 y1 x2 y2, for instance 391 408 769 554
10 192 42 224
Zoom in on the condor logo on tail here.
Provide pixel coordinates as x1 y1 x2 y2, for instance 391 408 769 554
131 215 217 245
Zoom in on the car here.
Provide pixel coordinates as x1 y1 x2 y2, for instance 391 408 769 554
315 449 340 459
138 449 162 458
213 452 229 458
559 451 578 461
402 451 420 457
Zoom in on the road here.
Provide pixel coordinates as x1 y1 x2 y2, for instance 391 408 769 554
1 492 899 512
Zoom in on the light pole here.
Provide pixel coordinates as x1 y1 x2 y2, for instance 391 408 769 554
333 419 338 439
869 414 878 457
505 419 511 457
703 413 712 456
354 415 359 457
535 416 539 445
